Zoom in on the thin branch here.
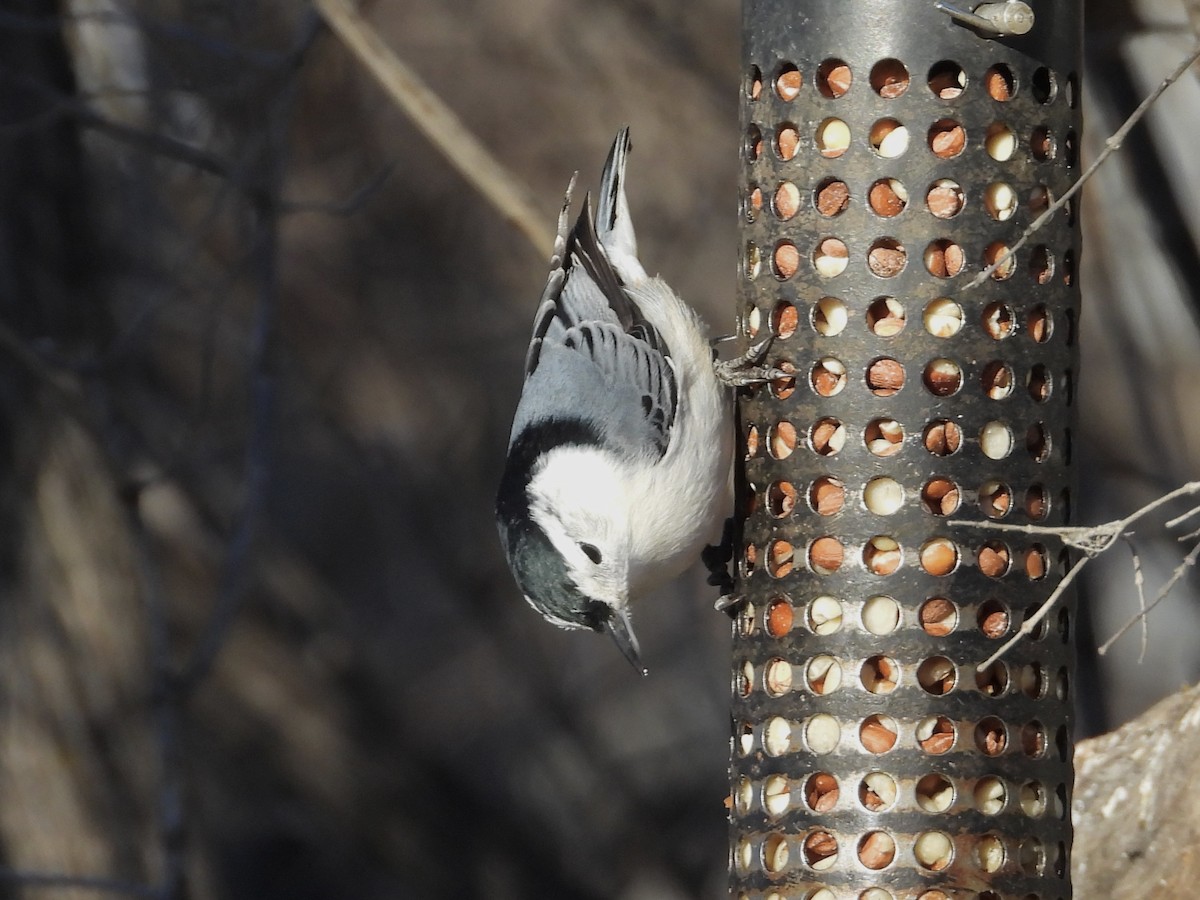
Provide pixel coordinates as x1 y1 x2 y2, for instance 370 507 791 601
75 103 253 183
127 509 186 900
1177 523 1200 543
178 159 282 695
179 13 323 691
950 519 1117 551
978 554 1090 670
313 0 550 256
177 223 277 691
1165 502 1200 530
964 41 1200 290
956 482 1200 548
279 160 396 216
1099 539 1200 656
6 68 253 186
968 481 1200 669
1120 534 1149 664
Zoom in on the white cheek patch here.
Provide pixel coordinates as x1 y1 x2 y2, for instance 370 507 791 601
528 449 624 559
526 445 631 610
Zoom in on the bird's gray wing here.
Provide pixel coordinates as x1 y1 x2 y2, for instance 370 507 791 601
517 168 677 455
511 319 676 461
566 320 676 457
516 136 678 458
515 215 677 461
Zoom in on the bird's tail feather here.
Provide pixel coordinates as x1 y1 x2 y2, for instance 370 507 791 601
594 127 644 280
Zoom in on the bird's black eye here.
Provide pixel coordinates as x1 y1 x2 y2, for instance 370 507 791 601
579 542 602 564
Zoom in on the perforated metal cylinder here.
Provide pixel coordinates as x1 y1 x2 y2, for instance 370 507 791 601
730 2 1081 898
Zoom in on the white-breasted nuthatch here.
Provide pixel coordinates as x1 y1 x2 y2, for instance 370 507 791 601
496 128 774 674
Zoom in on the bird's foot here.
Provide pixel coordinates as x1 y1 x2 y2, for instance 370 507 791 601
714 592 748 614
713 336 791 387
703 518 748 616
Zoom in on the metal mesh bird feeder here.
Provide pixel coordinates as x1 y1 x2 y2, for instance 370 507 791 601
730 1 1081 897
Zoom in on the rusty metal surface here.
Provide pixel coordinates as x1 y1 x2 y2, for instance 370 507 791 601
731 1 1081 897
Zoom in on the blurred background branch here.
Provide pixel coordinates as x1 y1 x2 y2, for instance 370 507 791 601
314 0 550 257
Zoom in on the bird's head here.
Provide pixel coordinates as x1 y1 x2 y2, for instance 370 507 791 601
497 444 645 674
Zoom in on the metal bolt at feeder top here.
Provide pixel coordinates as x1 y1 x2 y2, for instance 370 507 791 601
936 0 1035 36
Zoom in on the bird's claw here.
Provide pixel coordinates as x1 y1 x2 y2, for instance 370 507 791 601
704 518 747 616
713 335 790 387
715 592 748 613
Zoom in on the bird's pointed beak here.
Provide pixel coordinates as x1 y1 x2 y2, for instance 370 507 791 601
603 607 647 676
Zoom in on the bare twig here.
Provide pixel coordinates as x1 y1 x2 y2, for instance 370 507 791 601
1177 523 1200 543
178 217 277 691
1099 539 1200 656
964 41 1200 290
280 160 396 216
963 481 1200 669
313 0 550 256
127 509 186 900
977 554 1090 670
75 104 248 181
178 158 283 693
1120 534 1149 664
956 482 1200 546
180 12 323 690
1165 502 1200 530
5 67 252 185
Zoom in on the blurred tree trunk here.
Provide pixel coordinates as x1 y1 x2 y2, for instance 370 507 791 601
0 0 159 893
